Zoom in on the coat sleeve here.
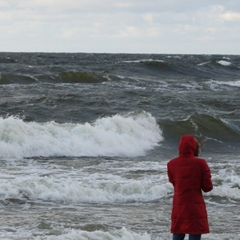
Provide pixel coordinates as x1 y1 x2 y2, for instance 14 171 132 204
201 160 213 192
167 163 175 186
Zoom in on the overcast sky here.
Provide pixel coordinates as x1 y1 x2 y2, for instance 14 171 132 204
0 0 240 54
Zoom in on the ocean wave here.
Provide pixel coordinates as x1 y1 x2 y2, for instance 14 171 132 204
0 73 37 84
57 72 109 83
122 58 165 64
210 79 240 88
196 58 240 76
217 60 232 66
0 111 162 159
0 56 18 64
0 72 113 85
1 54 240 85
207 163 240 202
34 227 151 240
0 174 171 204
1 159 239 204
161 114 240 143
118 55 240 78
121 58 176 73
122 59 169 70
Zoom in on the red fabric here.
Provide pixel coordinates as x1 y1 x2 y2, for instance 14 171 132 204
167 135 213 235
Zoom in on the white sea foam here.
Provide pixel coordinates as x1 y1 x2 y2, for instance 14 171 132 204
1 228 240 240
208 79 240 89
208 186 240 200
35 227 152 240
222 80 240 87
197 61 211 66
0 112 162 159
10 156 240 204
0 172 172 203
208 166 240 200
122 59 164 63
217 60 231 66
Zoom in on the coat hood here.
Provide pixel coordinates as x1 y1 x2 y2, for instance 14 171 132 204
179 135 199 157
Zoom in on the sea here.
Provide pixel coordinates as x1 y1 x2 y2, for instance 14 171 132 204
0 52 239 240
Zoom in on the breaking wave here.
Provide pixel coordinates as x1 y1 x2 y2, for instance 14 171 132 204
0 111 162 159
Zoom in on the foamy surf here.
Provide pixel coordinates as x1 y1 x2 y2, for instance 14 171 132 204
0 173 172 203
34 227 152 240
0 111 162 159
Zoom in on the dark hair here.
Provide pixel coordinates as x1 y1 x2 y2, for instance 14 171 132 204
194 139 201 157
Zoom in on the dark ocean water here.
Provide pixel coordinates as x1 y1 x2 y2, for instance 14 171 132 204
0 52 240 240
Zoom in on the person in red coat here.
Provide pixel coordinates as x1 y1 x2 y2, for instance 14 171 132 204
167 135 213 240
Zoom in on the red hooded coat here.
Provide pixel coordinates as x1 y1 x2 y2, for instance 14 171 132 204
167 135 213 235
